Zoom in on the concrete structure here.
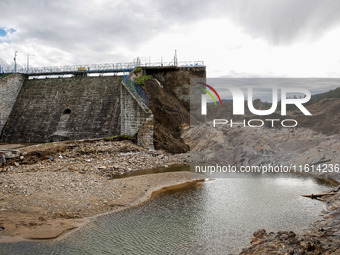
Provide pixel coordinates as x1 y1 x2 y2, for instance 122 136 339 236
1 76 122 143
0 74 155 144
0 74 25 135
0 66 206 147
120 82 152 137
137 116 154 150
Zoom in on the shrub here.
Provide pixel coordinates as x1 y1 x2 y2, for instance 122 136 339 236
135 75 153 86
133 67 142 74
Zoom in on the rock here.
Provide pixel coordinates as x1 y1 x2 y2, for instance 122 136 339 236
253 229 268 239
14 162 20 167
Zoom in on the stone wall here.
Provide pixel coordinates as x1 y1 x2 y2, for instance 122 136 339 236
120 85 152 136
137 116 154 150
0 66 206 149
0 74 26 135
1 75 122 143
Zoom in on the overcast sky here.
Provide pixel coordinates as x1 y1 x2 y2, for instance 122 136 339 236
1 0 340 77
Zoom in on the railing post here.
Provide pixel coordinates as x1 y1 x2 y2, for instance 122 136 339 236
122 75 150 111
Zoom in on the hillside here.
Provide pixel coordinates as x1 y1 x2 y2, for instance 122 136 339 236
308 87 340 105
294 98 340 135
205 87 340 135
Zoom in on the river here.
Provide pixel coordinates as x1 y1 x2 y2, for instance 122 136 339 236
0 171 331 255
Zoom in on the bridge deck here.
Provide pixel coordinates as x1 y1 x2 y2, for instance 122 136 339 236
25 68 135 76
2 61 204 77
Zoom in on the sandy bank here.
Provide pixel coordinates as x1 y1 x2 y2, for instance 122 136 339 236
0 171 204 242
0 139 203 242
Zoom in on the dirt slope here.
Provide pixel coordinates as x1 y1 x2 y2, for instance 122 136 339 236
144 79 190 153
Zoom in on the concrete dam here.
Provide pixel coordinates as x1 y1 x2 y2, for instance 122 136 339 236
0 66 206 150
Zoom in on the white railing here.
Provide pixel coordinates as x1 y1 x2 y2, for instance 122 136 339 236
2 60 205 75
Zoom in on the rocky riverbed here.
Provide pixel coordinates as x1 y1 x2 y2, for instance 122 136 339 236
187 124 340 182
1 128 340 253
0 139 203 242
2 139 190 177
186 124 340 254
240 185 340 254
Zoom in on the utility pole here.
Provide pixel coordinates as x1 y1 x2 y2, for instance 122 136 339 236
27 53 34 72
14 51 17 73
174 49 178 66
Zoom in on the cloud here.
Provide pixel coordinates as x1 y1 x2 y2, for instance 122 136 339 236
2 0 340 52
0 1 168 50
0 0 175 66
1 0 340 77
150 0 340 45
223 0 340 45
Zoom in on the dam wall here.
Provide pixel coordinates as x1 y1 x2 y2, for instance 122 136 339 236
120 84 152 136
0 66 206 146
1 75 122 143
0 74 26 135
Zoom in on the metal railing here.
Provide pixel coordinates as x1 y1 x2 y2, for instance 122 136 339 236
122 75 150 111
141 60 205 68
3 60 204 75
16 62 137 74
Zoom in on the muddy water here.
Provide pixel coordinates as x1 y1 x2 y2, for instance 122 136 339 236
0 172 331 255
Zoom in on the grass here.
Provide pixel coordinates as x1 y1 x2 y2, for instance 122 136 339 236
133 67 142 74
0 73 13 79
135 75 153 86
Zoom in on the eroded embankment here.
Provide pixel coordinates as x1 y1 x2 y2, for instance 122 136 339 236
186 125 340 183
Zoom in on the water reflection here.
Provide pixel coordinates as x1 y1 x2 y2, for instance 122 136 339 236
0 174 331 255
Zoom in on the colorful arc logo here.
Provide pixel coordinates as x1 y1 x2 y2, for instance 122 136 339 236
198 83 222 115
198 83 223 106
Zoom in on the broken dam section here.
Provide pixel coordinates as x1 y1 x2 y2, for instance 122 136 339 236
0 66 206 150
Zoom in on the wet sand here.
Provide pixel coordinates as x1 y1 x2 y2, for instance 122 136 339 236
0 139 203 242
0 171 204 242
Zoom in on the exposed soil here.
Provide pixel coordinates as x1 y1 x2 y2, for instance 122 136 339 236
294 98 340 135
144 79 190 153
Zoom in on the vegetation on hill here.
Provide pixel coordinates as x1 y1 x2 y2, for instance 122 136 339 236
0 73 12 79
133 67 142 74
306 87 340 106
135 75 153 86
